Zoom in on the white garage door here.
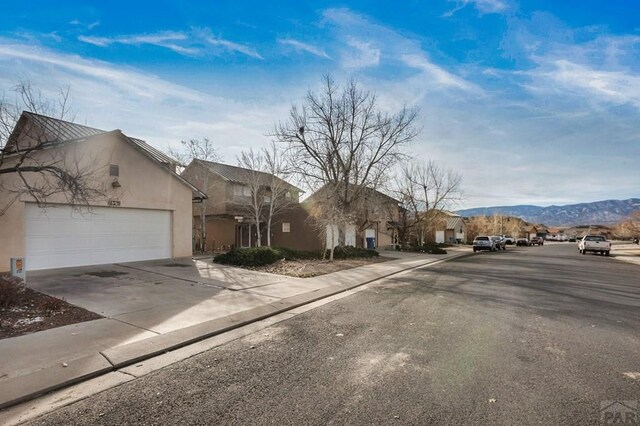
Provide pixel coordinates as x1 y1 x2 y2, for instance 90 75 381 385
25 204 172 270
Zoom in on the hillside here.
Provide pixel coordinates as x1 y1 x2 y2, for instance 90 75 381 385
456 198 640 227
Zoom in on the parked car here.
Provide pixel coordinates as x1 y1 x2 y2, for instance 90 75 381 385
491 236 506 250
502 236 515 245
473 236 496 252
516 238 530 246
530 237 544 246
578 235 611 256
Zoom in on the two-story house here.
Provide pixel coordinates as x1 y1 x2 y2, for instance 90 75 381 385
305 184 403 250
180 160 306 251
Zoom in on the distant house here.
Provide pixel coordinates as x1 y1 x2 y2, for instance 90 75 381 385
434 212 467 244
305 185 403 250
546 227 567 241
0 112 206 271
565 224 614 240
180 160 308 251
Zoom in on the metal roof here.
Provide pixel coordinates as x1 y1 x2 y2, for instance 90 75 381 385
10 111 180 166
446 216 464 230
4 111 105 149
197 160 303 193
128 137 178 165
5 111 205 199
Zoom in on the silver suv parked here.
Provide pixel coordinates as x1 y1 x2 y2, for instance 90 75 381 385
473 236 496 252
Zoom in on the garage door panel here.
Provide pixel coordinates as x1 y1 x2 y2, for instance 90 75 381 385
25 204 172 270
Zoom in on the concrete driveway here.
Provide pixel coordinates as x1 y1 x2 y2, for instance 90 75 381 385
26 258 304 335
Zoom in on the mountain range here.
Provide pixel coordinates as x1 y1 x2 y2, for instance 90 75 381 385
456 198 640 227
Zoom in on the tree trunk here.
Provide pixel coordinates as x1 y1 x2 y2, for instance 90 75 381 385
255 221 261 247
200 207 206 252
266 215 272 247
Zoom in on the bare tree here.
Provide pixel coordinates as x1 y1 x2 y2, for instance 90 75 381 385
0 81 103 215
272 75 419 258
168 138 219 167
234 144 296 248
262 142 294 247
237 149 268 247
615 210 640 239
394 160 462 245
169 138 220 252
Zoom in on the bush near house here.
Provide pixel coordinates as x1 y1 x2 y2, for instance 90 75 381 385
399 243 448 254
329 246 379 259
213 246 379 267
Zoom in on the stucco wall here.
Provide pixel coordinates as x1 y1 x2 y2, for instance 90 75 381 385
0 132 194 272
271 205 323 251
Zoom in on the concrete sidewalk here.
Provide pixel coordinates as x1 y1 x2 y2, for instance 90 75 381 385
0 248 471 410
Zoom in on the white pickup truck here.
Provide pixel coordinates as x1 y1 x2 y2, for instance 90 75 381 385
578 235 611 256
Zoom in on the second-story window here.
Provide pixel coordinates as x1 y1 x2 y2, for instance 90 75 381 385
285 191 292 201
109 164 119 177
264 196 271 204
234 185 251 197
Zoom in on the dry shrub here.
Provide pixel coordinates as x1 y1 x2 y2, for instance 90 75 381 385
42 296 66 314
0 275 25 308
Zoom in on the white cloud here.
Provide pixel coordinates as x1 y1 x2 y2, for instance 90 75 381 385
277 38 331 59
506 17 640 111
537 59 640 108
322 7 476 93
0 39 293 168
402 54 480 92
78 31 199 56
205 37 263 60
77 29 263 59
444 0 508 17
343 37 380 69
0 41 204 102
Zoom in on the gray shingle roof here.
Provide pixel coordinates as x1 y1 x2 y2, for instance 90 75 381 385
197 160 303 193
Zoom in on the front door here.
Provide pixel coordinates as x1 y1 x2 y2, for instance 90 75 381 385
236 224 251 248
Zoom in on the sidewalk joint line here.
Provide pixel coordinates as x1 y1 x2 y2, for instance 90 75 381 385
99 351 115 367
109 318 161 335
114 263 200 284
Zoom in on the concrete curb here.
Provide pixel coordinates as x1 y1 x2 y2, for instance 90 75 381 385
0 251 471 410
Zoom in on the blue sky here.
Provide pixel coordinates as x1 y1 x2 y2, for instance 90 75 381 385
1 0 639 208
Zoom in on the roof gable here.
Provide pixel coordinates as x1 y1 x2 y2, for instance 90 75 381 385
6 111 180 167
193 160 303 193
5 111 204 199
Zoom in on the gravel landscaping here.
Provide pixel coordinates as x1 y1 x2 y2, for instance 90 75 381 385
0 275 102 339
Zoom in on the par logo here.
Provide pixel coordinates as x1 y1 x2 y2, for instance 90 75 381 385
601 400 638 424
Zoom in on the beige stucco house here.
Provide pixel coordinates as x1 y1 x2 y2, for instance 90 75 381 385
434 212 467 244
180 160 308 251
0 112 205 271
306 185 402 250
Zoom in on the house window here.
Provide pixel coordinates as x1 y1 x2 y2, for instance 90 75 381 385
285 191 292 201
109 164 119 177
282 222 290 233
264 196 271 204
234 185 251 197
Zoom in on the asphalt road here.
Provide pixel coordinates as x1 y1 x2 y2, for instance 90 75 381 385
28 244 640 425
